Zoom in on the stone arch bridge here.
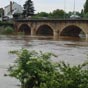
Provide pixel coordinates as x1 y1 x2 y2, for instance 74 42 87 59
14 19 88 39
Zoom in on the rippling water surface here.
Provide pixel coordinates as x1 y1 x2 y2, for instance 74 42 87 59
0 35 88 88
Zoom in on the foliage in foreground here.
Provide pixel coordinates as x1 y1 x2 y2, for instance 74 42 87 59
8 49 88 88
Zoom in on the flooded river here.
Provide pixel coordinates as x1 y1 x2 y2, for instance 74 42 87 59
0 35 88 88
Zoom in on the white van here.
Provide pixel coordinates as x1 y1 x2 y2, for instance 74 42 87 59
70 14 80 19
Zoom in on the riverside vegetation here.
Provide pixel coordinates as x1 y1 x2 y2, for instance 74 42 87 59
8 49 88 88
0 21 14 34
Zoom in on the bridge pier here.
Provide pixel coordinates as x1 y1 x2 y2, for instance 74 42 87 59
31 28 36 36
53 31 59 39
86 33 88 41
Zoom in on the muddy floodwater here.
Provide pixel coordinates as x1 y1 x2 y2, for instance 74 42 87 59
0 35 88 88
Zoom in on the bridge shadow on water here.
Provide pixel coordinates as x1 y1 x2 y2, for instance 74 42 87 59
9 35 86 42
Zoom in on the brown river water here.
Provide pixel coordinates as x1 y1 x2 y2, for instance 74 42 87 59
0 35 88 88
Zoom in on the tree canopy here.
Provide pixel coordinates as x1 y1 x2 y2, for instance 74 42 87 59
51 9 65 18
0 8 4 17
84 0 88 14
23 0 34 17
33 9 66 19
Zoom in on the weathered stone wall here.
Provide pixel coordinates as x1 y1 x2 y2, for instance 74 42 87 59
14 19 88 39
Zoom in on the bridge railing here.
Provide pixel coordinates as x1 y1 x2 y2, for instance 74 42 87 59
14 18 88 22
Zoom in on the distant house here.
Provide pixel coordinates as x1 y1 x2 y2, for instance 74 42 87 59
4 1 23 18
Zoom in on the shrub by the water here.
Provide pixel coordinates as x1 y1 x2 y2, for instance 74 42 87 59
8 49 88 88
3 26 14 34
0 26 5 34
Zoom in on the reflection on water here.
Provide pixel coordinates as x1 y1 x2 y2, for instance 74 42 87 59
0 35 88 88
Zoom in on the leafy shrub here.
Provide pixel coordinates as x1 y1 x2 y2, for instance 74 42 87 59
3 26 14 34
8 49 88 88
0 26 5 34
0 21 13 26
56 61 88 88
84 12 88 18
8 49 57 88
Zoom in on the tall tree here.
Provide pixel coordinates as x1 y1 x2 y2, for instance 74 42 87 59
84 0 88 14
23 0 34 17
36 12 49 17
0 8 4 17
52 9 65 18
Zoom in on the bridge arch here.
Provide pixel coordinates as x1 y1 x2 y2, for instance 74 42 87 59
60 25 85 37
36 24 53 36
19 24 31 35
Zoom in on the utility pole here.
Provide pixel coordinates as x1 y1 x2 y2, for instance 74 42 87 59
73 0 76 16
64 0 66 19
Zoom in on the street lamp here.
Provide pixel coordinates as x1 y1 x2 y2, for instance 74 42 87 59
64 0 66 19
73 0 76 15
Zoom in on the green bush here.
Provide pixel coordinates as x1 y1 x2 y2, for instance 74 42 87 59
84 12 88 18
0 21 13 26
8 49 57 88
56 61 88 88
8 49 88 88
0 26 5 34
3 26 14 34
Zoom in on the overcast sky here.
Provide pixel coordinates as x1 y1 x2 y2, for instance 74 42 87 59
0 0 86 13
